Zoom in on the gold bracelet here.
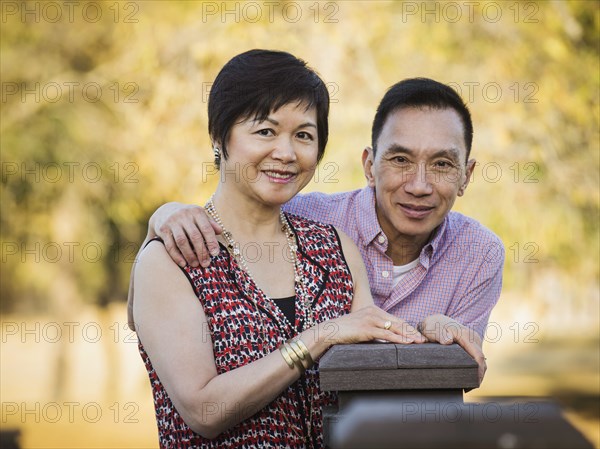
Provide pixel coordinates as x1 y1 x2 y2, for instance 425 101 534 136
294 339 313 364
279 345 295 369
289 341 306 361
281 343 306 374
283 343 301 364
290 339 314 369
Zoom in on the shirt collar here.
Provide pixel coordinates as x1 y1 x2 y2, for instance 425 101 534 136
357 186 385 246
426 214 449 254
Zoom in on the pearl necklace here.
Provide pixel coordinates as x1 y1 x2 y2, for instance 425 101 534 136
205 196 315 331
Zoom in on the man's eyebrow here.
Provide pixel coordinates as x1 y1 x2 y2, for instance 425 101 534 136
385 145 461 161
384 145 414 155
431 148 461 161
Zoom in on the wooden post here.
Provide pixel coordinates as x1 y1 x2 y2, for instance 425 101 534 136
320 342 479 397
319 343 593 449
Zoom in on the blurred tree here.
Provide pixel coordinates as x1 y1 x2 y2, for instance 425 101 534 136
0 1 597 336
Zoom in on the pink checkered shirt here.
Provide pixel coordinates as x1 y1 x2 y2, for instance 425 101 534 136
284 187 504 337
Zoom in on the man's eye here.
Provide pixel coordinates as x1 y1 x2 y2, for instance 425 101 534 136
434 160 454 169
393 156 409 164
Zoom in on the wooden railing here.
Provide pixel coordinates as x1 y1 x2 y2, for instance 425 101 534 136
319 343 592 449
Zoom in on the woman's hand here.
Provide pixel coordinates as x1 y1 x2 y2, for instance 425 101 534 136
327 231 426 346
316 305 427 348
418 314 487 383
149 202 222 268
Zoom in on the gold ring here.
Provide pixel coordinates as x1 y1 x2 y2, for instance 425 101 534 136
383 320 392 330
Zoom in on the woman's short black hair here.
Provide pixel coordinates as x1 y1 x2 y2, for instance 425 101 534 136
208 49 330 167
371 78 474 160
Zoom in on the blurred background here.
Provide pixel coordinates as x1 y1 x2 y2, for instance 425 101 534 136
1 1 598 447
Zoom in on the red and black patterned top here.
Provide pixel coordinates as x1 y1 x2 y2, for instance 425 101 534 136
139 213 354 448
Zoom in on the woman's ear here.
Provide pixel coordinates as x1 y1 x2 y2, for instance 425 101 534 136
362 147 376 187
211 139 223 167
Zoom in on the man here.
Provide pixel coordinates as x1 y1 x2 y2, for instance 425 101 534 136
129 78 504 381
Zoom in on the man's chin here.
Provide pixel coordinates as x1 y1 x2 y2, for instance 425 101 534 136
392 218 438 241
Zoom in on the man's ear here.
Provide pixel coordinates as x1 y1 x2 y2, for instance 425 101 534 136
458 158 476 196
362 147 376 187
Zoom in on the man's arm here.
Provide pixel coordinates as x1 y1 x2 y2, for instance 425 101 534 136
419 314 487 383
444 238 505 338
419 239 505 383
147 202 223 268
141 193 337 269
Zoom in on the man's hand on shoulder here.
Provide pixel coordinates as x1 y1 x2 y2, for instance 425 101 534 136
150 202 222 268
419 314 487 384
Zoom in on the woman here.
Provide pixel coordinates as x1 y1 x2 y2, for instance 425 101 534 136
132 49 423 448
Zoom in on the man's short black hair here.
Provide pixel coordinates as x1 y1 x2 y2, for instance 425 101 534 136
371 78 473 160
208 49 329 167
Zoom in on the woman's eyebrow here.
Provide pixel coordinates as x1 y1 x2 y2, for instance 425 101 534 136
252 117 317 129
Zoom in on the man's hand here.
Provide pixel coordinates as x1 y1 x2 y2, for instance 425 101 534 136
419 314 487 384
150 202 222 268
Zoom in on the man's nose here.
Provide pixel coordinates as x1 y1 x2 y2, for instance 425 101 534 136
403 163 433 196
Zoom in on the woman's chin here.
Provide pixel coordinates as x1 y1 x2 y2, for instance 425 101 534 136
254 186 303 205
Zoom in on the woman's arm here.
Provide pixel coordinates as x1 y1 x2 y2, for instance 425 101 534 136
134 239 421 438
134 241 311 438
126 233 152 331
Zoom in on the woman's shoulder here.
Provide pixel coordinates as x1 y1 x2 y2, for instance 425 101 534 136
132 239 201 323
134 239 190 294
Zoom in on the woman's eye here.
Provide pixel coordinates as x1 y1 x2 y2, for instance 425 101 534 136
256 129 274 136
297 131 314 141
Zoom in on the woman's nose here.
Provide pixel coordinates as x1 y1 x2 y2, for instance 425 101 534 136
271 137 297 162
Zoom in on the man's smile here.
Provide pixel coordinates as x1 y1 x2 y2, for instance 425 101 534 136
398 202 436 219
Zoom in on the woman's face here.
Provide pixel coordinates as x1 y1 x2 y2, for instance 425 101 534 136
218 101 319 207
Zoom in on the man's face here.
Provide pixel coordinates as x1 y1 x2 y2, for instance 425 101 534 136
363 107 475 247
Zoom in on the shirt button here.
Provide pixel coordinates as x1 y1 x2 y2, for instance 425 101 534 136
378 235 386 244
382 270 390 278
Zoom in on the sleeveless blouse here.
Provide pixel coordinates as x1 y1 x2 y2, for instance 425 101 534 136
138 213 354 448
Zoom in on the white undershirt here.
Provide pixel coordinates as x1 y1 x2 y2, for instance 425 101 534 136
392 258 420 287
